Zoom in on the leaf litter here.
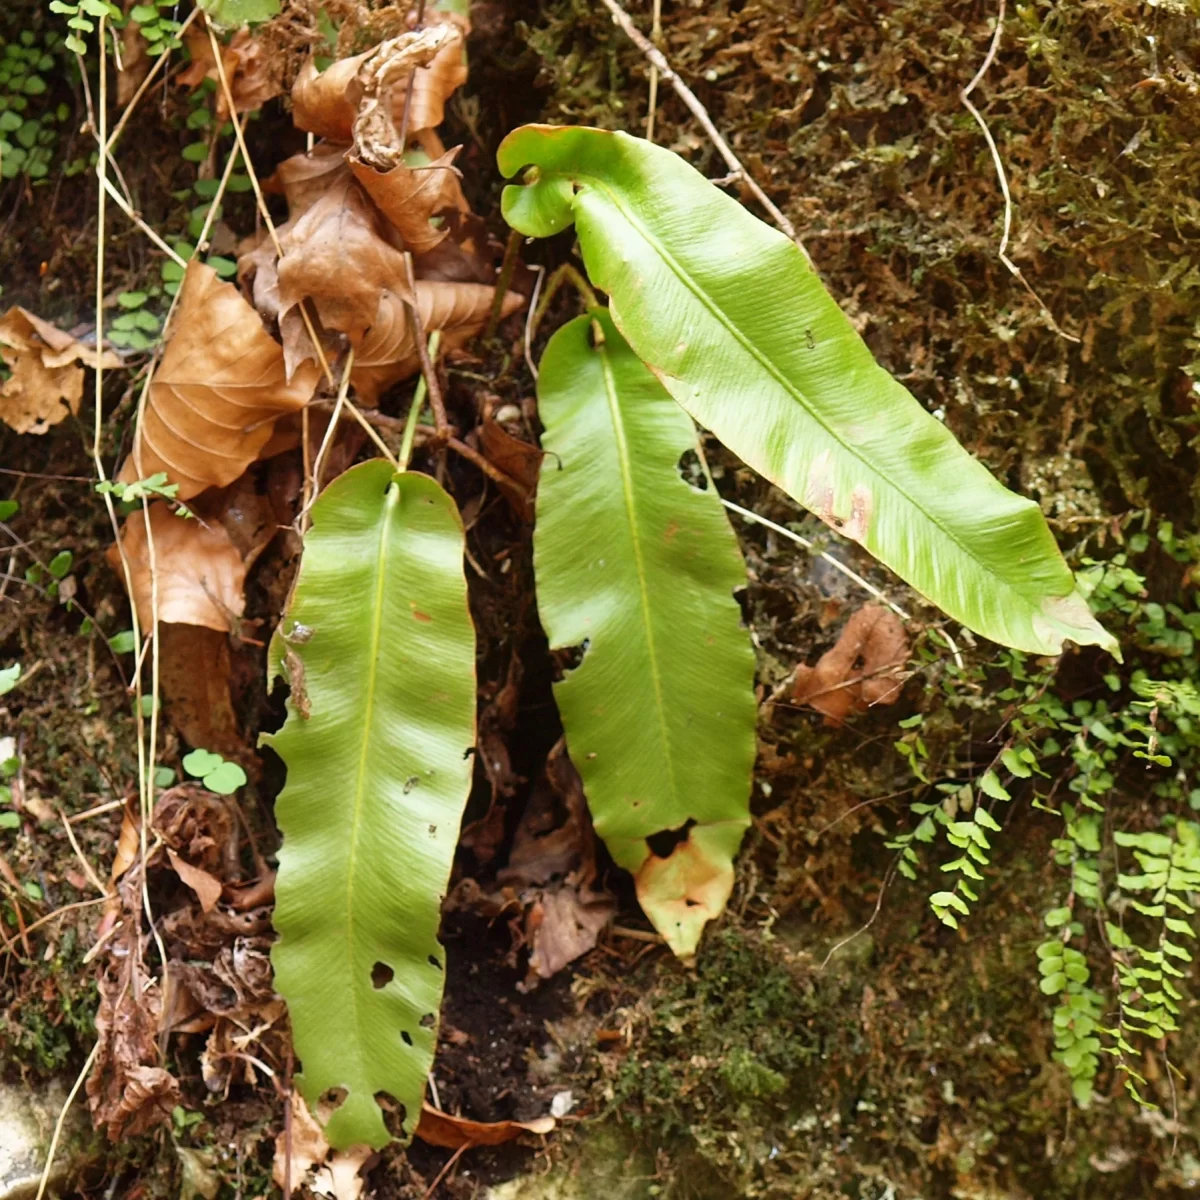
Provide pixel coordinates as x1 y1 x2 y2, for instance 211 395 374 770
85 4 536 1169
0 306 120 435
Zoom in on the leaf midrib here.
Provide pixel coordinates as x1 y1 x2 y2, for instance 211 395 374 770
597 340 682 816
576 172 1049 618
342 480 396 1072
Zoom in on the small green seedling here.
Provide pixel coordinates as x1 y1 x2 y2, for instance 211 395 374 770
182 748 247 795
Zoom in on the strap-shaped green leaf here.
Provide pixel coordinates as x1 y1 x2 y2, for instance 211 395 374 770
264 459 476 1150
500 125 1116 657
535 310 757 957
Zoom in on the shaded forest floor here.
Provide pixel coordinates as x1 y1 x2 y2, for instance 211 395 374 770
3 1 1200 1197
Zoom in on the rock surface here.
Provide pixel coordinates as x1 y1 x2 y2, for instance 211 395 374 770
0 1079 86 1200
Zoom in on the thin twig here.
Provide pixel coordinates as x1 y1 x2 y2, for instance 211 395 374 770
720 498 965 667
300 350 356 531
484 227 522 338
446 436 516 490
100 176 188 266
960 0 1078 343
818 856 899 971
34 1039 101 1200
645 0 663 141
597 0 807 258
397 0 429 149
530 262 599 342
720 499 909 619
403 253 450 435
419 1144 469 1200
524 264 546 380
67 798 125 823
57 808 109 897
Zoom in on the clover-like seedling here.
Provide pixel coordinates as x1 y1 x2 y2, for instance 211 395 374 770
181 748 247 795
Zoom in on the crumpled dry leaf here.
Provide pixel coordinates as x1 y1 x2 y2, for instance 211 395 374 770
525 888 615 982
167 848 223 912
88 883 180 1140
348 25 460 167
177 25 282 119
153 785 238 876
108 501 246 632
276 175 411 341
275 1093 373 1200
478 418 543 519
120 261 318 497
352 282 523 404
497 742 616 984
0 306 119 434
292 21 465 144
348 147 467 253
274 1091 329 1191
792 604 910 726
109 797 140 883
415 1104 555 1150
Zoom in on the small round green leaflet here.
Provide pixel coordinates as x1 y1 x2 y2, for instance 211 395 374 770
263 459 476 1150
534 311 756 957
498 125 1118 659
182 748 247 795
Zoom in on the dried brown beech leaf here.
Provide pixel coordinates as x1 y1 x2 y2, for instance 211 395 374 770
276 175 411 341
120 261 318 498
792 604 910 726
415 1104 554 1150
159 626 243 757
479 419 543 519
167 848 223 912
263 141 351 219
352 282 523 404
293 20 465 145
177 26 282 119
109 501 246 632
0 306 119 434
348 147 467 253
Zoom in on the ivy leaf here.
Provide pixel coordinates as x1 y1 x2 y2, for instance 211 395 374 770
498 126 1118 657
534 311 756 957
264 460 476 1151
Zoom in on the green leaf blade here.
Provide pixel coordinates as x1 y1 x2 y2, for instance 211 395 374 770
265 461 476 1150
499 126 1116 657
534 311 757 957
